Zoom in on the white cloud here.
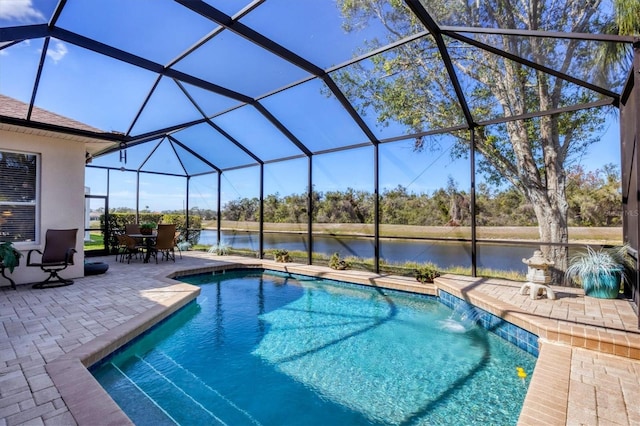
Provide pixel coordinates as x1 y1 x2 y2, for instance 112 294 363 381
0 0 45 22
0 39 30 57
46 40 67 63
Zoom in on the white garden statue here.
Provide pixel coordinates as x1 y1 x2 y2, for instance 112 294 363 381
520 250 556 300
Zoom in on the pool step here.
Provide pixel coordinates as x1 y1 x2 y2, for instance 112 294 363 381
116 350 260 426
97 363 176 426
146 350 261 425
113 357 222 425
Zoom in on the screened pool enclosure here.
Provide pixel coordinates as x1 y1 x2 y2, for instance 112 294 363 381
1 1 639 287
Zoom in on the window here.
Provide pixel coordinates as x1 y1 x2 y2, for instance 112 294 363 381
0 150 38 243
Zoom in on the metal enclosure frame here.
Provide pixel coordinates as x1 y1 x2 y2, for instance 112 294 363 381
0 2 637 299
621 42 640 325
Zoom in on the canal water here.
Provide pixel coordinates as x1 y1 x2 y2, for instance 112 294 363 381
197 229 536 273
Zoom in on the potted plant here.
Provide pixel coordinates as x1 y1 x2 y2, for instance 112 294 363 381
329 252 349 270
415 263 440 284
0 241 22 273
273 249 292 263
139 222 157 235
565 245 633 299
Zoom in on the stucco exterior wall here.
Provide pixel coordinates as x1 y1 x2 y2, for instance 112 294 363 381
1 129 85 286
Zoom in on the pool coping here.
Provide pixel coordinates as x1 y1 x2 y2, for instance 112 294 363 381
45 275 202 425
44 260 638 425
434 275 640 360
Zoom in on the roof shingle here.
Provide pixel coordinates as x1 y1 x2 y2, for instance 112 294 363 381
0 94 104 133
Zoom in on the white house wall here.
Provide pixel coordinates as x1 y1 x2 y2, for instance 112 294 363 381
1 129 85 287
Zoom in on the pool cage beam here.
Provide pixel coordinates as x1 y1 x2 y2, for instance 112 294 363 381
26 37 49 122
447 31 620 102
167 136 222 174
176 0 378 163
470 129 477 278
186 176 190 243
28 0 630 280
374 144 380 274
259 164 264 260
135 172 140 224
308 156 314 266
126 75 162 138
217 172 222 247
404 0 474 127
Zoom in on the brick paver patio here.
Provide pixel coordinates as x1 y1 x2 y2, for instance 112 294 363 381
1 251 639 425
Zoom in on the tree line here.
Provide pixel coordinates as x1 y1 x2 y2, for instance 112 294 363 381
105 165 620 228
212 165 621 227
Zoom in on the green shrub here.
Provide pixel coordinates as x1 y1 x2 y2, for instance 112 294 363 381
415 263 440 283
329 252 349 270
273 249 292 263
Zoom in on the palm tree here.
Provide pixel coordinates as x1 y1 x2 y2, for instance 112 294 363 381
615 0 640 36
599 0 640 73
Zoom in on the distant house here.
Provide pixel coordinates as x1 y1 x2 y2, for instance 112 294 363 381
0 94 117 286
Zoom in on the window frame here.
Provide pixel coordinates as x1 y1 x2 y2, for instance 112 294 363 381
0 148 41 245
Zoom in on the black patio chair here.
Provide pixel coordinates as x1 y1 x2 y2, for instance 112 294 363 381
27 228 78 289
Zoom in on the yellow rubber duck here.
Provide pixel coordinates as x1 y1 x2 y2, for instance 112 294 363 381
516 366 527 383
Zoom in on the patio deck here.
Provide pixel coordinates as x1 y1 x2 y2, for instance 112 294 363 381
1 251 639 425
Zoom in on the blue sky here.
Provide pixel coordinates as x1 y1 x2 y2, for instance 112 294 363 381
1 0 625 212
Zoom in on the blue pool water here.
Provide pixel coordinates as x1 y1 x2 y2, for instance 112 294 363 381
91 270 536 425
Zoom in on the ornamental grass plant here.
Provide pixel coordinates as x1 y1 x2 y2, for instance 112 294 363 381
565 245 634 298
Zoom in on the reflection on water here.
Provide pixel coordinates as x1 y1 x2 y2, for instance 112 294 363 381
198 230 534 273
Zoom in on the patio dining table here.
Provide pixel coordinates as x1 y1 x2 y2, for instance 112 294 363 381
127 233 157 263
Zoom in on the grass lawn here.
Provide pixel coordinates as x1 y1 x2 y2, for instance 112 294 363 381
83 232 104 249
202 221 622 245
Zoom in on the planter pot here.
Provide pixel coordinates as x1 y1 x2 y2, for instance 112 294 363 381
582 270 621 299
140 228 153 235
84 262 109 276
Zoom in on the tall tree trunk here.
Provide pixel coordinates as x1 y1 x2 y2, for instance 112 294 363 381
526 184 569 284
477 111 571 284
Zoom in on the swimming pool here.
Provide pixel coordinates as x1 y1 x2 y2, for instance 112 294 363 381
91 269 537 425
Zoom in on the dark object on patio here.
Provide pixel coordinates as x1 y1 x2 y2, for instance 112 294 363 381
84 261 109 276
27 229 78 289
